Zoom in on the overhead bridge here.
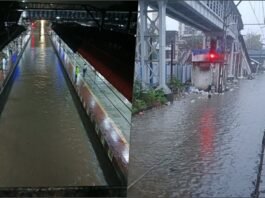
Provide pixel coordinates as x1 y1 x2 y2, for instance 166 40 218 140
136 0 251 93
150 0 225 32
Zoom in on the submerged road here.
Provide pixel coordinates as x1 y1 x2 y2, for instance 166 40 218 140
128 74 265 197
0 28 112 187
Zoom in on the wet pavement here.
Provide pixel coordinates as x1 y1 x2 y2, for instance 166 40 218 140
0 27 107 187
128 74 265 197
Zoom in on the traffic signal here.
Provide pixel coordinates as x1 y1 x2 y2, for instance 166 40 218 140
208 51 218 62
210 39 217 51
208 39 218 62
209 52 216 59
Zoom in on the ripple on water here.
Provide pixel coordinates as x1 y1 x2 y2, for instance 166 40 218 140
0 35 107 187
129 75 265 197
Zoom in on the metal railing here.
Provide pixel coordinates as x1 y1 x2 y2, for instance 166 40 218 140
50 32 132 139
69 50 131 123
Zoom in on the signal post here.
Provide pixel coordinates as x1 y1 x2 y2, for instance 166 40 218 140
191 39 224 92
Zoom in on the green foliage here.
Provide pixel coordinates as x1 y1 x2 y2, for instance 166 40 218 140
168 78 184 93
132 99 147 114
182 35 203 50
245 33 263 50
132 81 167 114
142 88 167 106
133 80 142 99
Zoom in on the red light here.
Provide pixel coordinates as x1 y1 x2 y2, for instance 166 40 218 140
208 52 218 62
210 53 215 59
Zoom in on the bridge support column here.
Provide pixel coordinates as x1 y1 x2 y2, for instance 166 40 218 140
137 0 160 88
202 34 208 49
157 0 170 94
139 0 148 88
228 40 235 80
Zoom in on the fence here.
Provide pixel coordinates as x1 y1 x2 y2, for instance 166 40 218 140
166 64 192 84
135 62 192 86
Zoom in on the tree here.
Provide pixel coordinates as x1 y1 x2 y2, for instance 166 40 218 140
181 35 204 50
244 33 263 50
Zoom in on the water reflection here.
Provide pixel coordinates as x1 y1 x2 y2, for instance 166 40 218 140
40 20 45 47
199 108 215 159
31 32 35 48
40 20 45 35
128 74 265 197
0 24 107 187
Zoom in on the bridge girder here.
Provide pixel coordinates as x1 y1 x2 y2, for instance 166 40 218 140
136 0 247 92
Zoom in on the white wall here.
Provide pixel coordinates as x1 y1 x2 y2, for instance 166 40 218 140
192 65 212 90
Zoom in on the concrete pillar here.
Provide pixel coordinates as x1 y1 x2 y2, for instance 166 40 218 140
202 34 207 49
228 41 234 79
238 51 243 78
158 0 170 93
139 0 147 87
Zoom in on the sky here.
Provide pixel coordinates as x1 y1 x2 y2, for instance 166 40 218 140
238 1 265 37
165 1 265 41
